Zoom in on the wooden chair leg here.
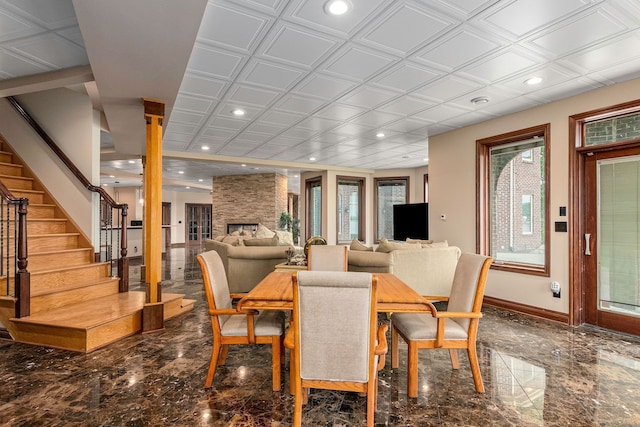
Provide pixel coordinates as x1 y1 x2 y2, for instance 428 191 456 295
467 344 485 393
407 341 419 398
218 344 229 365
271 335 282 391
391 326 399 369
205 339 222 388
293 386 303 427
449 349 460 369
367 382 375 427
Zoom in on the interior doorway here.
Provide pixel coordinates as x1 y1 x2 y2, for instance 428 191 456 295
185 203 212 246
162 202 171 248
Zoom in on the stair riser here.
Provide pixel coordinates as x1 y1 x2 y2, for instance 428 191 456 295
2 176 33 190
0 153 12 163
27 206 56 219
30 263 111 293
30 280 120 314
0 235 79 255
27 221 67 234
0 164 22 176
28 251 93 270
164 298 195 319
9 191 44 204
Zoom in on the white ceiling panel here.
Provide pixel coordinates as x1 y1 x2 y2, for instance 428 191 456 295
5 0 78 29
6 34 87 68
165 122 199 135
562 32 640 72
496 64 580 94
337 85 399 108
296 116 342 132
286 0 388 37
378 96 435 116
197 2 271 53
206 116 247 130
383 117 432 133
226 84 280 107
414 30 502 71
245 121 288 135
359 3 454 55
461 49 539 82
438 0 498 16
0 9 39 41
412 75 483 102
260 23 339 67
528 9 628 56
202 127 237 140
179 74 227 98
0 50 49 77
293 73 357 100
322 44 396 81
413 104 471 122
273 95 326 114
173 95 214 113
239 59 305 90
315 104 366 121
373 62 442 92
259 110 305 126
482 0 590 38
187 44 245 78
168 110 206 125
349 110 403 127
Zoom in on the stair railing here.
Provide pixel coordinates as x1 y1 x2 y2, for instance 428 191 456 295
0 180 30 318
7 96 129 300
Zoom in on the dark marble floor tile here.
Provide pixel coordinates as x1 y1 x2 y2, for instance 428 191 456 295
2 247 640 426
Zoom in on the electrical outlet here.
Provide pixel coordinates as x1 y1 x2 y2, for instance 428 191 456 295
551 281 561 298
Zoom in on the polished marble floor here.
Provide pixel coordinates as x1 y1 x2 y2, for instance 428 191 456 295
1 247 640 426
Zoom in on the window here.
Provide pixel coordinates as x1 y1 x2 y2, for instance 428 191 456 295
337 176 364 243
477 124 550 275
374 177 408 242
306 177 322 238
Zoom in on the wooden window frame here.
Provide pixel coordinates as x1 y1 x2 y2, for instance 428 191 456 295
374 176 409 243
305 176 322 239
336 176 365 243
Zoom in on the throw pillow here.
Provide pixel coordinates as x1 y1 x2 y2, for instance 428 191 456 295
350 239 373 251
254 223 275 239
222 235 241 246
375 238 421 253
406 238 433 244
244 235 279 246
274 230 294 246
422 240 449 248
214 235 225 242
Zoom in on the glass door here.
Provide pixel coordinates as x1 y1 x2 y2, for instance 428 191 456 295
186 203 212 246
585 149 640 334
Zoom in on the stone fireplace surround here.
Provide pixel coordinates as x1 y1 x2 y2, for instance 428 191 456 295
212 173 288 237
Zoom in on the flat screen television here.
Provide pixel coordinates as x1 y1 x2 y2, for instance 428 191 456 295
393 203 428 241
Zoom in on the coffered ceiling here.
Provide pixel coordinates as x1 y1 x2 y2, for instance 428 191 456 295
1 0 640 194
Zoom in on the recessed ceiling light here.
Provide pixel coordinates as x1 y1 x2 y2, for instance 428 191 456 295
178 170 184 174
470 96 490 105
202 145 209 151
241 164 247 167
232 108 246 117
525 77 543 85
198 179 203 182
376 132 385 138
185 186 190 189
324 0 350 15
128 160 135 164
103 183 108 187
109 175 115 178
309 157 316 161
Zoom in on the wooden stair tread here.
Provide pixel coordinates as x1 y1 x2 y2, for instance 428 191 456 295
29 247 91 256
30 261 110 276
12 292 188 330
29 232 81 238
8 188 44 194
0 174 32 181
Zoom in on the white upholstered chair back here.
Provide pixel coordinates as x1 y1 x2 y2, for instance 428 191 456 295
199 250 233 327
447 253 491 331
307 245 348 271
295 270 373 382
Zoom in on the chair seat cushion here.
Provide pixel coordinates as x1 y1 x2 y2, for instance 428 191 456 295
391 313 468 341
221 310 285 336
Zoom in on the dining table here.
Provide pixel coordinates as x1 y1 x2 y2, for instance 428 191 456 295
236 271 434 313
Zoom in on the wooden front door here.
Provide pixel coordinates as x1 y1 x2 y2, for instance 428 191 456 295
584 147 640 335
185 203 212 246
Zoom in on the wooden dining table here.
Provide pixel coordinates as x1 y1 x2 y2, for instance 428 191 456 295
237 271 433 313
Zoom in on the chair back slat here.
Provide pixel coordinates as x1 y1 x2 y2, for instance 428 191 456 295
307 245 348 271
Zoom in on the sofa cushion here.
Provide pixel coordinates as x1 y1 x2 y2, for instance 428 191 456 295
214 235 225 242
255 223 276 238
406 238 433 244
350 239 373 251
244 235 279 246
222 235 242 246
375 238 421 253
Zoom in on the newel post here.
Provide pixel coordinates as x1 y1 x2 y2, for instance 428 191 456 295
15 199 30 318
118 204 129 292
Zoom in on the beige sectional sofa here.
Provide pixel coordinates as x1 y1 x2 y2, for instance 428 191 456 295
348 245 462 298
204 239 294 294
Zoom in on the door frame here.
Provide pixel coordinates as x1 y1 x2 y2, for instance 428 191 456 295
184 203 212 246
569 100 640 327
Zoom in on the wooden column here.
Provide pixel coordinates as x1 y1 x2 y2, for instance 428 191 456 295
143 98 165 333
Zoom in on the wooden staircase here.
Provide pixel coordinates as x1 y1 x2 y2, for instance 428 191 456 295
0 138 195 352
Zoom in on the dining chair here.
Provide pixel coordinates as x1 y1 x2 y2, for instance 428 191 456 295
196 250 285 390
391 253 493 396
285 271 388 427
307 245 348 271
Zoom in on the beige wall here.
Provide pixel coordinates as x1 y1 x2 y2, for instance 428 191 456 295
429 76 640 315
0 91 98 246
